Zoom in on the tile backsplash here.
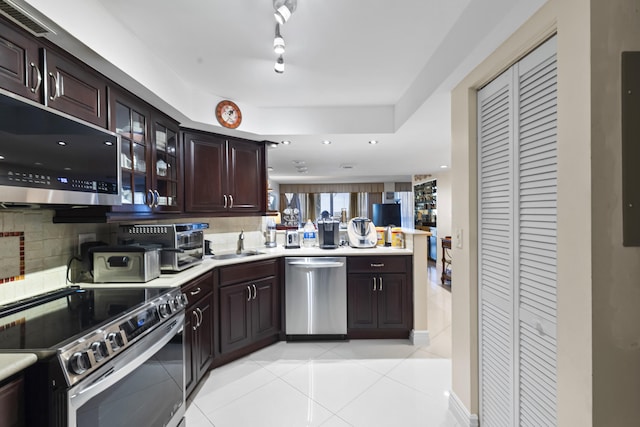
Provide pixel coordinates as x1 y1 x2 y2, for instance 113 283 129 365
0 209 267 306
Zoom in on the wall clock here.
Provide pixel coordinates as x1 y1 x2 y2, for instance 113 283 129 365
215 100 242 129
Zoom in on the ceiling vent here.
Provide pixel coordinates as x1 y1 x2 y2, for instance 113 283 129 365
0 0 54 36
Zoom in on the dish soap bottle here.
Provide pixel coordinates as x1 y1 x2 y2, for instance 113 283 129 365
303 219 316 248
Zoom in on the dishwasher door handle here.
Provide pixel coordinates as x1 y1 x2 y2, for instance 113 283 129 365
288 262 345 268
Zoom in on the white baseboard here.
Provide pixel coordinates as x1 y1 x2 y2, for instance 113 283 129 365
449 390 479 427
410 329 430 346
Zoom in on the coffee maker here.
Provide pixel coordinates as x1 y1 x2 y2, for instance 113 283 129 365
317 218 340 249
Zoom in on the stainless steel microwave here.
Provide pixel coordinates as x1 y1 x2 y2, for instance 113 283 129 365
0 88 121 206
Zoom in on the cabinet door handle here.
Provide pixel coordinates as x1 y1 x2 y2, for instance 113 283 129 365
379 276 383 292
372 277 377 291
189 287 201 296
247 285 251 301
196 307 203 328
192 310 198 331
30 62 42 94
153 190 160 208
252 284 257 300
223 194 228 208
370 263 385 268
146 189 154 207
229 194 234 209
48 72 58 100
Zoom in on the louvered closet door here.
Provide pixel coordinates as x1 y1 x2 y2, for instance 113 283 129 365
516 36 557 427
478 68 516 427
478 35 557 427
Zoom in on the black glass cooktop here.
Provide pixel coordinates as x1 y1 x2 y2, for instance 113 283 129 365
0 287 168 352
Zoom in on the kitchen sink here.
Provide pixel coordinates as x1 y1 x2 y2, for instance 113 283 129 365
212 250 264 260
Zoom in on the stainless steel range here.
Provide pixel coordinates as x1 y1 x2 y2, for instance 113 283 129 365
0 286 186 427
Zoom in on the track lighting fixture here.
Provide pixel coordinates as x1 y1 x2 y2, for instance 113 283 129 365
273 0 297 25
274 24 285 55
275 55 285 73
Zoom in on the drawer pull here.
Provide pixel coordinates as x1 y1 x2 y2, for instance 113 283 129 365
189 287 202 296
370 263 385 268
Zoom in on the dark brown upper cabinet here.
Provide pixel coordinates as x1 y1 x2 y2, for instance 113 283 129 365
109 87 181 215
43 49 108 128
183 130 266 215
0 17 42 102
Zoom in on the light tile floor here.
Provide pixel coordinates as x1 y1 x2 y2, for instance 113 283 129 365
186 262 457 427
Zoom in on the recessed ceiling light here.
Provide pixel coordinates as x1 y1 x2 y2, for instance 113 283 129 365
440 165 448 169
58 141 67 146
368 140 379 145
281 140 291 145
322 140 332 145
268 142 279 148
104 141 113 146
267 166 274 172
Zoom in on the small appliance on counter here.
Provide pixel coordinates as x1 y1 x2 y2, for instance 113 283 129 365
90 244 161 283
317 218 340 249
264 219 277 248
285 229 300 248
347 217 378 248
118 223 208 271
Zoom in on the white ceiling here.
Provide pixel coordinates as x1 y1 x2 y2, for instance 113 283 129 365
19 0 546 184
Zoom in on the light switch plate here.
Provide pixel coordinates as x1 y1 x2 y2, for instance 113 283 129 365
455 228 463 249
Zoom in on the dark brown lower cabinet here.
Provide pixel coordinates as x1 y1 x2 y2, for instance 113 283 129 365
347 256 413 338
182 272 215 398
218 260 280 357
0 374 25 427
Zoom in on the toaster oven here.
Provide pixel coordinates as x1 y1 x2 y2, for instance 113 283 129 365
118 223 208 271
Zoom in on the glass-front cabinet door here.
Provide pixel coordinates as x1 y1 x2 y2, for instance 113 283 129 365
152 114 181 213
109 88 181 214
114 97 153 211
110 89 152 213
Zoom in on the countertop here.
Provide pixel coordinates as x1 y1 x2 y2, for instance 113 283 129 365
0 240 421 381
83 244 414 290
0 354 38 382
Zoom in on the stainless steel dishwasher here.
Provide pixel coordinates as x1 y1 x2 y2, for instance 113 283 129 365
285 257 347 340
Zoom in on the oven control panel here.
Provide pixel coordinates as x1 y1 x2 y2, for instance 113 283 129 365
57 288 186 386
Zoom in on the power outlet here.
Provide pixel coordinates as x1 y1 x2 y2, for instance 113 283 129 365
78 233 97 255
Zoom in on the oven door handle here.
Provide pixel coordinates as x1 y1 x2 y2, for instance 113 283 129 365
68 312 185 411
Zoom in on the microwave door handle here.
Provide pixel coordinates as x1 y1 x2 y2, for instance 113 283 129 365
161 248 185 253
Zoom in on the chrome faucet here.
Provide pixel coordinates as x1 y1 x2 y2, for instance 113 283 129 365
236 229 245 254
